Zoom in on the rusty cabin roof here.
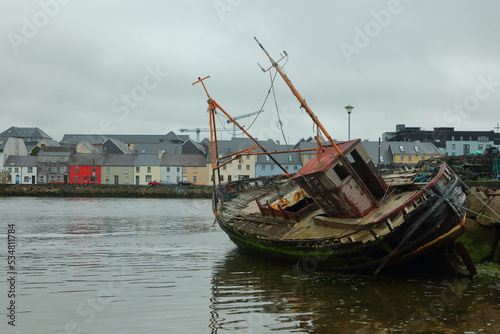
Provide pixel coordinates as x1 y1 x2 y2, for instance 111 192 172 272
293 139 360 178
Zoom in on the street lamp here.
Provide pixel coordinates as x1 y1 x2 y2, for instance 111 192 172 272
345 105 354 141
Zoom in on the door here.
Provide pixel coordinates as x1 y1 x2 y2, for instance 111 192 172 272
114 175 119 185
135 175 139 185
31 175 35 184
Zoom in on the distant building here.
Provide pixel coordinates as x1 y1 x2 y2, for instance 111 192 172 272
4 156 37 184
37 147 72 184
101 154 137 185
0 137 28 169
70 153 104 185
383 124 500 156
0 126 57 153
160 154 208 185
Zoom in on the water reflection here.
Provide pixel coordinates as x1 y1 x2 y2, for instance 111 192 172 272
210 250 500 334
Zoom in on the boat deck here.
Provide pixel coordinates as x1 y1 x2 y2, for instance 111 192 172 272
219 182 426 242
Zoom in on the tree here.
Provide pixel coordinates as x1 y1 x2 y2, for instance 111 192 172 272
0 169 12 184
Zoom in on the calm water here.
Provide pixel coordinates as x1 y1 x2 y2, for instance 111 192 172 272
0 197 499 334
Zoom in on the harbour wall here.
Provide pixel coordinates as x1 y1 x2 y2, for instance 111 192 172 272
0 184 213 198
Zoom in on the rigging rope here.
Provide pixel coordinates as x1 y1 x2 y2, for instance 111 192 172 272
421 188 500 225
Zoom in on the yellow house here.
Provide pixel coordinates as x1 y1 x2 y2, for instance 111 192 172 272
389 142 443 164
135 155 161 185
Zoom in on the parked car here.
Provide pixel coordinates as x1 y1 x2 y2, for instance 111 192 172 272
177 181 193 186
148 180 176 186
73 179 89 185
49 180 66 185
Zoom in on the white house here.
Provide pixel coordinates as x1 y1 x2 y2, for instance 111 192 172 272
0 137 28 171
4 156 37 184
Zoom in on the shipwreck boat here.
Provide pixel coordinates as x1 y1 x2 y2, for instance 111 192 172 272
194 38 475 275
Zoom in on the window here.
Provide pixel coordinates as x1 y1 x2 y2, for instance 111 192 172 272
222 165 226 170
60 167 65 173
399 145 405 152
51 167 56 173
414 146 420 153
421 156 425 160
60 157 65 162
147 167 151 173
136 167 140 173
246 155 250 160
308 154 313 161
145 175 152 182
75 166 79 173
125 176 129 184
270 165 275 171
238 165 242 170
262 165 266 170
39 175 44 182
106 167 111 173
193 167 197 173
74 176 78 182
43 158 48 162
288 154 293 162
177 167 180 172
28 167 33 173
141 149 146 154
123 168 129 174
43 167 48 173
51 158 57 163
105 176 110 182
452 152 455 156
14 168 19 173
24 176 30 182
400 156 404 161
294 166 298 171
380 156 385 163
333 163 349 180
183 167 187 173
265 155 270 162
193 176 197 183
478 144 483 150
451 144 456 149
246 165 250 170
219 175 224 182
463 144 470 155
167 167 170 172
408 156 413 161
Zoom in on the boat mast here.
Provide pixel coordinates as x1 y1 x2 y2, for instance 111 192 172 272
254 37 378 204
254 37 344 157
193 76 291 179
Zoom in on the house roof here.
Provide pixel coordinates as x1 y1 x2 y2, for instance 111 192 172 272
38 146 72 156
159 131 189 143
0 136 9 151
133 143 182 155
104 138 133 154
77 141 103 153
182 139 206 154
0 127 52 140
135 154 161 166
387 142 442 156
102 154 137 166
161 154 206 167
5 155 37 167
70 153 105 166
61 135 108 145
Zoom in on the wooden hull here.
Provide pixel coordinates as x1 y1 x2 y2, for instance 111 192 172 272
214 164 468 274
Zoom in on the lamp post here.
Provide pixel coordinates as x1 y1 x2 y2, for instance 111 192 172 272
345 105 354 141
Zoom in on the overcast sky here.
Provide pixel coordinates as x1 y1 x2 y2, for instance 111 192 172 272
1 0 500 145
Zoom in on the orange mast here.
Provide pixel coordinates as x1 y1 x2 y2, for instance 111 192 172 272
193 76 291 181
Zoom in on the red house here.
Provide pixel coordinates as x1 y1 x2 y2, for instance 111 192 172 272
69 154 103 185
